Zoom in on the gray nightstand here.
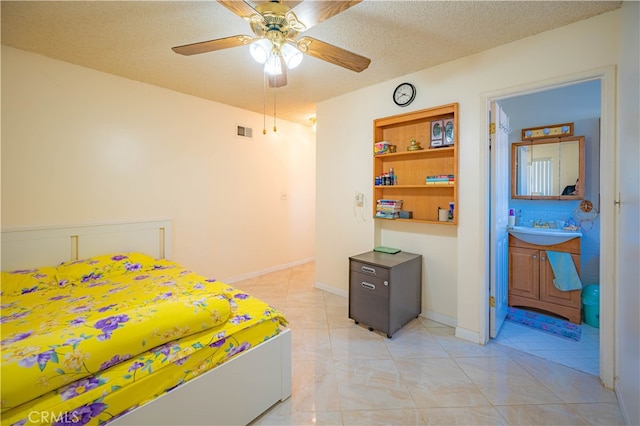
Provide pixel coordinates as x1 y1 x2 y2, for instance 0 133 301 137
348 251 422 338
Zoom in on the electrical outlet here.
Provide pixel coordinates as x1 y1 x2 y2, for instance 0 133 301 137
280 192 287 201
355 192 364 207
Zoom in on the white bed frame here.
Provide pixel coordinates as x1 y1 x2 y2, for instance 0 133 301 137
1 220 292 425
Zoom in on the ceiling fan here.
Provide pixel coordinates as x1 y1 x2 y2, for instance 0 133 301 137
172 0 371 88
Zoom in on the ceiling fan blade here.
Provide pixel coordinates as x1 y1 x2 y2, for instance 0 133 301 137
292 0 362 31
172 35 252 56
297 36 370 72
217 0 258 19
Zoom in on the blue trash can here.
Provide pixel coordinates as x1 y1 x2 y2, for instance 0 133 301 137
582 284 600 328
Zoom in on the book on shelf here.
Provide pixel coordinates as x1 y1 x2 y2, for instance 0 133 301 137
375 211 400 219
376 203 402 208
376 199 403 219
426 174 455 184
426 180 455 185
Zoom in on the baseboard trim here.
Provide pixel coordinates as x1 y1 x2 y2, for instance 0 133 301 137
614 381 633 426
314 281 348 298
455 326 482 344
224 257 315 284
420 310 457 328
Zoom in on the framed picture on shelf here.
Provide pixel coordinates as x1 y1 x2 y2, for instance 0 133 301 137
430 120 443 147
443 118 455 145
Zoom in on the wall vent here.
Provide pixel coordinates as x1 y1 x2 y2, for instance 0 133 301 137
236 125 253 139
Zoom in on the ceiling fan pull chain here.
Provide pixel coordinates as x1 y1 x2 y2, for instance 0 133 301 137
263 72 267 135
273 85 277 133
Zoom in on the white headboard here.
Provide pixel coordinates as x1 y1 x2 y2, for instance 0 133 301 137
1 219 172 271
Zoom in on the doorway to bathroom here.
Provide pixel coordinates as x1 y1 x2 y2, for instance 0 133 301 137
487 78 606 377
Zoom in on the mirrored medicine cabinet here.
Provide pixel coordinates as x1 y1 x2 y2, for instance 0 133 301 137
511 136 585 200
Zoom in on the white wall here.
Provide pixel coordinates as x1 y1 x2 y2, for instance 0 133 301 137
316 11 620 336
317 6 640 422
1 46 316 281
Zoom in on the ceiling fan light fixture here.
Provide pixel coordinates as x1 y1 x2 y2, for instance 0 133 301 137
249 38 272 64
264 54 283 76
173 1 371 88
280 43 303 70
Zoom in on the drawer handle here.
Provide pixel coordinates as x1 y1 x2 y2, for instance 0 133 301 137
361 282 376 290
361 266 376 274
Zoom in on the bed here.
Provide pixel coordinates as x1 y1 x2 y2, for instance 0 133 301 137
1 220 291 426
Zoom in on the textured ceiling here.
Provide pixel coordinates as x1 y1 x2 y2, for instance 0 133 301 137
1 1 621 127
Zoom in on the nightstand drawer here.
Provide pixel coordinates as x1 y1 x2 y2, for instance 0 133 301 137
350 271 389 298
349 261 390 281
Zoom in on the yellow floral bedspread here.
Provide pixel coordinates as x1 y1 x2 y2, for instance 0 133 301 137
1 253 287 425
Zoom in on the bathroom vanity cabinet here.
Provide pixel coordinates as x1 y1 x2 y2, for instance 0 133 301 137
508 235 582 324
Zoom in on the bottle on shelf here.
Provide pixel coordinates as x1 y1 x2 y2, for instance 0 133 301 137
375 168 398 186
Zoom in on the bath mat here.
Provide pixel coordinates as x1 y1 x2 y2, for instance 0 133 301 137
506 307 582 341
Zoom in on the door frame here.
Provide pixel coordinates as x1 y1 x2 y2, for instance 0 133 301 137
479 66 616 388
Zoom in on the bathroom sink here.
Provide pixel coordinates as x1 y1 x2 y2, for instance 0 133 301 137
508 226 582 245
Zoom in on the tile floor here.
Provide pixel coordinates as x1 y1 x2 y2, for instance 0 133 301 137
233 262 624 425
493 316 600 376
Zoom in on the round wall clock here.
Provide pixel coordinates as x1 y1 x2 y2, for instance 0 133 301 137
393 82 416 107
